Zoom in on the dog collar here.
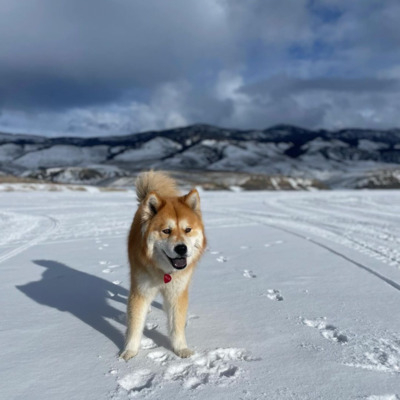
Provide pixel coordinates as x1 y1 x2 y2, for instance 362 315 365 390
164 273 172 284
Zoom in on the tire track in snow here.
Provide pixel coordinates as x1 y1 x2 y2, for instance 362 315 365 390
208 204 400 377
0 214 59 264
219 208 400 294
263 196 400 269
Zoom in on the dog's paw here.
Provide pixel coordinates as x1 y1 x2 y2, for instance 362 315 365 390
120 349 138 361
174 348 194 358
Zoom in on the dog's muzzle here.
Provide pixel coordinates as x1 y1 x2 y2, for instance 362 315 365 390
168 256 187 270
164 251 187 269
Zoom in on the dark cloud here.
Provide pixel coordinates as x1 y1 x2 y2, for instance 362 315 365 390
0 0 400 135
242 76 400 97
0 0 233 110
0 71 124 110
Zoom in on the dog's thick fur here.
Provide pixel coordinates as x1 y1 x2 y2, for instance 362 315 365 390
121 171 206 360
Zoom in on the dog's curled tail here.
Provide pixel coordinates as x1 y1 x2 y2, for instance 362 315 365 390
135 171 179 203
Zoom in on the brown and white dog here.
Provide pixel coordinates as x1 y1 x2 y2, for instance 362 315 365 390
121 171 206 360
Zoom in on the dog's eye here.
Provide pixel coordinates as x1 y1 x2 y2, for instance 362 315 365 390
162 229 171 234
185 227 192 233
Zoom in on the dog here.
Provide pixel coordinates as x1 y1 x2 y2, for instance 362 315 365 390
121 171 207 360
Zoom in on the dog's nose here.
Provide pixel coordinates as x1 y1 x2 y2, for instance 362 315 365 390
174 244 187 256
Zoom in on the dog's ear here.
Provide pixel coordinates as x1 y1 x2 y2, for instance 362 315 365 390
183 189 201 214
142 191 162 221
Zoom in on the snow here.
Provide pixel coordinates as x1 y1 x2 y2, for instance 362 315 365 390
0 183 105 192
0 143 24 161
21 164 127 185
358 140 388 151
13 145 109 168
1 190 400 399
113 138 181 162
301 137 348 152
160 142 223 169
1 130 399 190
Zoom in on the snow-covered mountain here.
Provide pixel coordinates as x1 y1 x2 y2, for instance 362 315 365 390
1 124 400 189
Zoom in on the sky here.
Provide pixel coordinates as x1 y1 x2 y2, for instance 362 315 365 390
1 0 400 137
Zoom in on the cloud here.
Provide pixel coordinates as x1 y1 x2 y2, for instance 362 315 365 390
220 74 400 130
222 0 314 45
0 0 400 135
0 0 232 110
242 76 400 97
0 81 191 136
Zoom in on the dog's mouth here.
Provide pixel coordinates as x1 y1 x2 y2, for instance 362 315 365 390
164 252 187 270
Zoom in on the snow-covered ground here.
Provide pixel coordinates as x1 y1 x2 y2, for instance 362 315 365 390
1 190 400 400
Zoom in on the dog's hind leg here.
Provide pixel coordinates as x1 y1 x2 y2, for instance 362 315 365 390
120 290 155 361
165 287 194 358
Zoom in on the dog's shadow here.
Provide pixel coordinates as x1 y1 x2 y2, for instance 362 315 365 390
16 260 170 352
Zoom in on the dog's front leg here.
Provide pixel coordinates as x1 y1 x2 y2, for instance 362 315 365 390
120 291 153 361
166 288 194 358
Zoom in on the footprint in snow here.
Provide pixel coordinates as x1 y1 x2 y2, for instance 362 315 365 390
262 289 283 301
117 348 258 393
145 322 158 331
100 261 121 271
299 343 324 352
344 335 400 374
116 313 125 323
210 250 220 255
216 256 227 263
264 240 284 248
108 264 121 269
162 348 257 389
301 317 348 344
117 369 155 394
243 269 256 278
147 350 172 364
186 314 199 326
141 338 158 349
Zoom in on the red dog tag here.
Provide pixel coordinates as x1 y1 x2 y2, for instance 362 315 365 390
164 273 172 284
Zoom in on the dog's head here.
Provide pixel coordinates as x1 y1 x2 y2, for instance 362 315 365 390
140 189 206 274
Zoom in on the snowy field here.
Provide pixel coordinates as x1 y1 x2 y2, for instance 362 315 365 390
1 189 400 400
